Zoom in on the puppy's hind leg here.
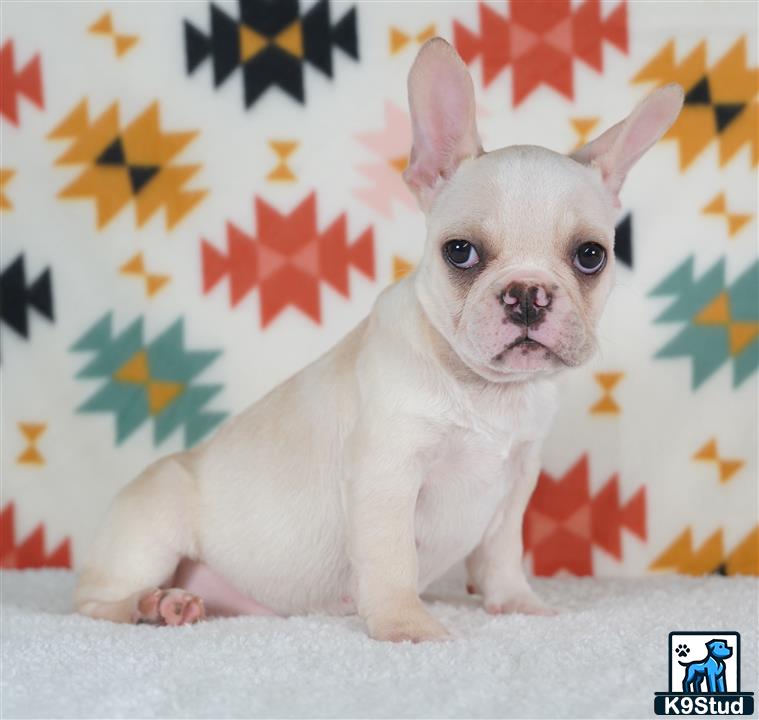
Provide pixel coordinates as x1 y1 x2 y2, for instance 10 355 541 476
75 455 204 625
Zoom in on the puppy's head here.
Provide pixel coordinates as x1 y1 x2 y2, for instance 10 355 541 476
404 39 683 382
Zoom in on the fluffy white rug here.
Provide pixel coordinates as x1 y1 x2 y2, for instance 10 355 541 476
2 571 757 719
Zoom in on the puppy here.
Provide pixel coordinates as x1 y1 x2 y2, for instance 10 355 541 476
75 38 683 642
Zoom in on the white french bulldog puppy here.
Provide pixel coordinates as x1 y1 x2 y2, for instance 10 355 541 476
76 39 683 642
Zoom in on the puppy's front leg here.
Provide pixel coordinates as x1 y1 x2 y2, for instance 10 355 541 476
466 441 555 616
348 421 450 643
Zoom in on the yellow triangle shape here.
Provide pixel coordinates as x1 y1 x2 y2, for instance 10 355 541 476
390 27 409 54
267 163 296 182
718 458 744 483
389 155 408 173
114 34 139 57
19 422 46 441
114 350 149 384
702 192 726 215
145 274 170 297
392 256 414 282
240 25 267 62
729 321 759 355
147 380 184 415
688 529 724 575
17 446 44 465
274 21 303 58
650 528 693 572
694 438 718 461
590 395 619 414
694 291 730 325
417 25 437 43
595 372 623 390
571 117 600 139
269 140 298 159
727 213 752 237
726 526 759 576
120 252 145 276
89 12 113 35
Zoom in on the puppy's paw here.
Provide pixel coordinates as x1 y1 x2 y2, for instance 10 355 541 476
484 591 557 617
368 605 451 643
133 588 206 626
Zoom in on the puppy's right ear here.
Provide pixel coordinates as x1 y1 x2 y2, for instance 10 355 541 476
403 38 482 211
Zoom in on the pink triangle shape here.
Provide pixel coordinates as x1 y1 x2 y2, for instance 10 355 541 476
258 245 286 281
565 503 592 539
544 17 573 54
510 23 539 59
291 240 319 277
529 511 558 548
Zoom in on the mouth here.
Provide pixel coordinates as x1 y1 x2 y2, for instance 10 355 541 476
494 336 546 357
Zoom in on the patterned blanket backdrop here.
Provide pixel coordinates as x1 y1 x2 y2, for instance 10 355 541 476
1 1 757 582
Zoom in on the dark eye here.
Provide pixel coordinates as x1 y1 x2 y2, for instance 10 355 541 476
443 240 480 269
573 242 606 274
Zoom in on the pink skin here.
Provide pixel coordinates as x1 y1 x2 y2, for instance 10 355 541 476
171 558 277 618
466 269 582 373
132 588 206 626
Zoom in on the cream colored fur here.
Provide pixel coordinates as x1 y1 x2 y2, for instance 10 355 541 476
75 39 683 641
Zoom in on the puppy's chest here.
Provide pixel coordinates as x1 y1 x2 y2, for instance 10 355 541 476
414 426 516 581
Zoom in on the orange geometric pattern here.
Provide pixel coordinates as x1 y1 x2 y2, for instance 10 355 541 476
392 256 414 282
389 24 436 55
266 140 299 182
119 252 170 297
0 503 71 569
589 372 624 414
569 117 600 151
650 526 758 576
524 455 646 576
701 192 753 237
17 422 47 465
48 100 206 229
88 12 139 57
633 37 759 168
693 438 744 483
0 168 15 210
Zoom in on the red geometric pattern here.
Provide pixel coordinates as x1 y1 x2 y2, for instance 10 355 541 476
202 192 374 327
524 455 646 576
0 39 43 125
0 502 71 569
454 0 627 106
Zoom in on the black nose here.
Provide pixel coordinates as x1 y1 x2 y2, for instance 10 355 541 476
501 282 552 327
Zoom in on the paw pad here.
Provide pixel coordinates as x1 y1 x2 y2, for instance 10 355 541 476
676 644 690 657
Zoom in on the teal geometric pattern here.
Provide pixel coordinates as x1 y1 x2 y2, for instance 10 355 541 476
650 257 759 388
71 313 227 447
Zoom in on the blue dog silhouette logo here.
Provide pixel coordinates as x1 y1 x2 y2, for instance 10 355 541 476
654 631 754 716
679 638 732 693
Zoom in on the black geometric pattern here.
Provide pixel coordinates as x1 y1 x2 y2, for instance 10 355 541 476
184 0 359 108
683 75 746 133
614 213 633 268
95 137 161 195
0 254 54 343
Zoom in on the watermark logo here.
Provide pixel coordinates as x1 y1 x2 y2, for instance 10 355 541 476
654 631 754 715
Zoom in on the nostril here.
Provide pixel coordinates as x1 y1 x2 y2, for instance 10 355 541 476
501 282 525 308
533 285 552 308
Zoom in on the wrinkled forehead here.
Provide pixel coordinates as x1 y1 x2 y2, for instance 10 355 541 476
428 146 616 246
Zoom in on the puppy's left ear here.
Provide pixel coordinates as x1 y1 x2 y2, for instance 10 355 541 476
403 38 482 211
571 84 684 205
